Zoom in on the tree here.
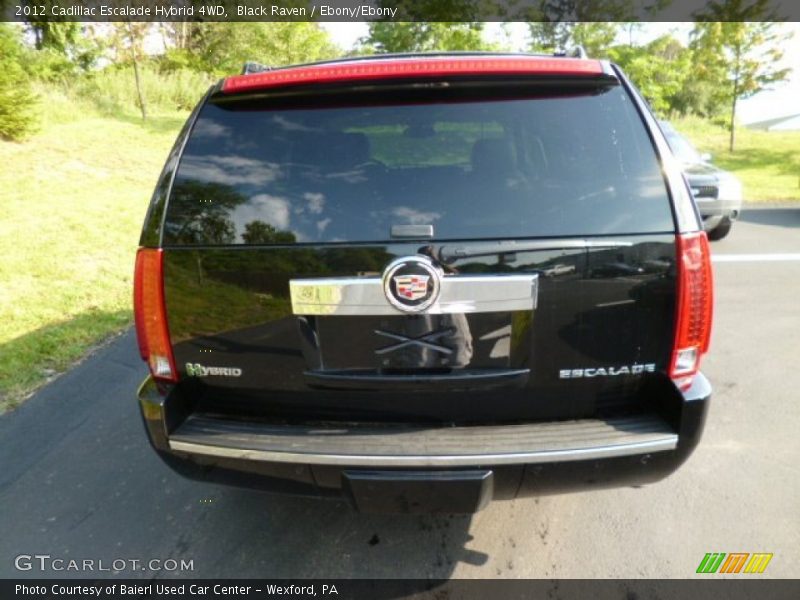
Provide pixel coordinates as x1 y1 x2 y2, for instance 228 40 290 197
522 1 674 56
360 22 496 54
571 23 619 57
19 14 104 83
167 181 248 245
670 36 729 120
25 19 103 72
28 20 81 52
692 1 792 150
528 22 619 56
127 22 147 121
242 221 296 245
377 0 487 21
608 34 693 114
0 24 38 141
527 22 571 53
159 23 340 76
621 22 643 47
517 0 637 21
107 22 150 120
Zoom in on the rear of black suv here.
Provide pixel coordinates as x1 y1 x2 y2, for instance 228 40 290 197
135 54 713 513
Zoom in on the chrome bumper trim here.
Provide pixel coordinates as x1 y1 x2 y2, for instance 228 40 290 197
169 437 677 467
168 413 678 467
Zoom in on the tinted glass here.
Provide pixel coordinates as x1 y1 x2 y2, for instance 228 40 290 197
163 86 674 245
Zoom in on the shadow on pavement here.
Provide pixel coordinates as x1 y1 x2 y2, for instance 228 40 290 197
0 330 486 581
738 207 800 228
176 485 486 579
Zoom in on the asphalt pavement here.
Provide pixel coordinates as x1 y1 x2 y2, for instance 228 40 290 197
1 206 798 579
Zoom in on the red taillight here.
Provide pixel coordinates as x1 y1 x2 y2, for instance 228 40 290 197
222 57 605 94
670 232 714 390
133 248 178 382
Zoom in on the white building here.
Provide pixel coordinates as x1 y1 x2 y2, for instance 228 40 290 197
746 114 800 131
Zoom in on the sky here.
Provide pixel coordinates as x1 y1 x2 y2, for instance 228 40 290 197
320 22 800 124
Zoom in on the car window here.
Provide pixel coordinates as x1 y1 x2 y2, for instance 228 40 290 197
664 130 703 164
163 86 674 245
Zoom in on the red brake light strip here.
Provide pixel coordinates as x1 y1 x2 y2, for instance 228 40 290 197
133 248 178 383
670 232 714 388
223 57 605 94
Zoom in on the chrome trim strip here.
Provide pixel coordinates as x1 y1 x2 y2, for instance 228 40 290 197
169 436 678 467
303 368 530 386
291 273 538 316
438 239 634 261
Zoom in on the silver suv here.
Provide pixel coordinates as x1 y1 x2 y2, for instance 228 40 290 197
660 121 743 240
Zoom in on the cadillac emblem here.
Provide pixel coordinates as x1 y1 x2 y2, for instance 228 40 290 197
394 275 430 301
382 256 442 312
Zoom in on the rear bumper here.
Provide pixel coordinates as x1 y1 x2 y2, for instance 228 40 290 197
696 196 743 225
138 374 711 513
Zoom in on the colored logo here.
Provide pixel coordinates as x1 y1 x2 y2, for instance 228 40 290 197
393 275 430 301
382 256 441 312
696 552 773 574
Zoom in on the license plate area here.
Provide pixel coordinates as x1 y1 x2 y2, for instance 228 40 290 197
302 312 529 371
343 469 494 514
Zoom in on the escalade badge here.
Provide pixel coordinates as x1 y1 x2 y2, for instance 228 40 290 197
382 256 442 312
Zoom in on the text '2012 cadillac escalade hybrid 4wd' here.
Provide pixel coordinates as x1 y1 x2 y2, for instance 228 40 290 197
134 53 714 513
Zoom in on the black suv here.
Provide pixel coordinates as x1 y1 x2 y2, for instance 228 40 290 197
134 53 713 513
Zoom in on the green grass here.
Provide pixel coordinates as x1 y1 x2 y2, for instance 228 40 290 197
0 86 187 411
671 115 800 201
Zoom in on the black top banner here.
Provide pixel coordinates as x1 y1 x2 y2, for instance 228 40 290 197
1 0 799 22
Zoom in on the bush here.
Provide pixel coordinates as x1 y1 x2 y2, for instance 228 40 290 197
156 48 207 73
24 46 79 83
0 24 38 141
70 65 214 114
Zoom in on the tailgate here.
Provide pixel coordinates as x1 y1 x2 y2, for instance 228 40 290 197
163 235 676 423
156 73 678 424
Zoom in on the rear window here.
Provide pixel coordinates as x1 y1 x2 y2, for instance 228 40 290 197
162 84 673 245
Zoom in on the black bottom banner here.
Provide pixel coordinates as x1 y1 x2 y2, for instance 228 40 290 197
4 579 800 600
